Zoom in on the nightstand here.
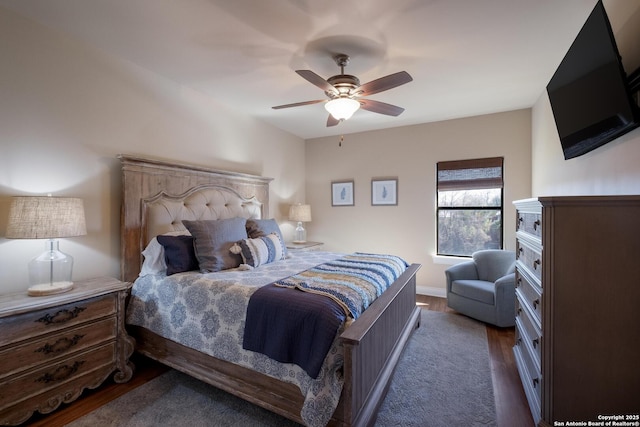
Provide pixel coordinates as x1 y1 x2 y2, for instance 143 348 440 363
286 241 324 251
0 277 135 425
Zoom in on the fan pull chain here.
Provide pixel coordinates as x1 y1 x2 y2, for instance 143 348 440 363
339 135 344 147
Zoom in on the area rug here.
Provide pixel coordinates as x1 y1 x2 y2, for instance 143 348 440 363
67 309 496 427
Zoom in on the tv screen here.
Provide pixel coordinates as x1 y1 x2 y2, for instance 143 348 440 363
546 0 640 160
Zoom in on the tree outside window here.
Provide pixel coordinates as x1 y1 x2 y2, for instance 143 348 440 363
437 158 503 257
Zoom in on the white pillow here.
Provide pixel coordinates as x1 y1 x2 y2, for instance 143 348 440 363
139 230 190 276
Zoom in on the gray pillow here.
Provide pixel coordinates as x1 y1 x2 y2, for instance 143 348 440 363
183 218 247 272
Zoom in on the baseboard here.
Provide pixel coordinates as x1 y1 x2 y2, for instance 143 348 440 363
416 285 446 298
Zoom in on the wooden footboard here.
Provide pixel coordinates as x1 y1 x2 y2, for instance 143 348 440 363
128 263 421 427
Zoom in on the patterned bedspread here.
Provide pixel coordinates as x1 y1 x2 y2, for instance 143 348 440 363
127 251 345 427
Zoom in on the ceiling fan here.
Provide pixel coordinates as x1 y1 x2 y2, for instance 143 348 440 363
272 54 413 127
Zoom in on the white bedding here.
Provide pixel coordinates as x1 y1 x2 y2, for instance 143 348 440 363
126 250 345 427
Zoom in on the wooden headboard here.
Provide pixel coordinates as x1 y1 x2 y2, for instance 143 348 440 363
119 155 273 283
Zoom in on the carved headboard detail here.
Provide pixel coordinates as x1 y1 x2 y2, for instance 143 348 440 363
119 155 272 282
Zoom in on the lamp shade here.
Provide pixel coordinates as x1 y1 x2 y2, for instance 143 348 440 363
6 196 87 239
325 98 360 120
289 204 311 222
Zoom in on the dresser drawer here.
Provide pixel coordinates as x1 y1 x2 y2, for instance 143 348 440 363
513 331 542 425
516 240 542 282
515 270 542 325
0 342 116 412
0 294 116 346
515 299 542 369
0 317 117 380
516 211 542 239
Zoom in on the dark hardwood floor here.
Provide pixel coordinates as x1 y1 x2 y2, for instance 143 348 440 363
24 296 534 427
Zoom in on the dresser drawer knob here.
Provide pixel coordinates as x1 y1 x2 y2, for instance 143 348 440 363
36 334 85 355
36 361 85 384
533 259 541 270
532 298 539 309
533 337 539 348
533 377 539 388
36 306 87 325
533 219 541 231
516 277 522 288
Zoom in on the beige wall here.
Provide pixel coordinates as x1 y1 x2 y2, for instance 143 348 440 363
532 0 640 196
305 110 532 295
0 8 305 294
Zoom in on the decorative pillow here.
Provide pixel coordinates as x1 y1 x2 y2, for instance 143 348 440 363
183 218 247 272
140 230 190 276
230 233 286 268
245 219 287 255
156 235 198 275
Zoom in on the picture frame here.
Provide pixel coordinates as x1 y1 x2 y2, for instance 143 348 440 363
371 178 398 206
331 180 354 206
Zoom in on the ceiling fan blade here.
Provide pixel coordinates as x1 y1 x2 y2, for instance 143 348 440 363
326 114 340 127
357 71 413 96
272 99 325 109
296 70 338 95
359 99 405 116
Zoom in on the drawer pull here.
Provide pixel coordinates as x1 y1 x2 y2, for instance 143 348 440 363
36 306 87 325
533 259 541 270
36 334 85 355
533 337 539 348
533 298 539 309
533 377 539 388
533 219 541 231
36 361 85 384
516 277 522 288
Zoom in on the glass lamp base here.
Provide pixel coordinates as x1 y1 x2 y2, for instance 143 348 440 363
293 222 306 243
28 239 74 297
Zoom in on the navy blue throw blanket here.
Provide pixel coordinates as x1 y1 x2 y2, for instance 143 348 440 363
243 283 346 379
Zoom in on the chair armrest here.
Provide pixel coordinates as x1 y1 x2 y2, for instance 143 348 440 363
444 261 478 291
495 272 516 295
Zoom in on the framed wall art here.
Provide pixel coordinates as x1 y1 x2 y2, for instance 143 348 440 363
331 180 354 206
371 178 398 206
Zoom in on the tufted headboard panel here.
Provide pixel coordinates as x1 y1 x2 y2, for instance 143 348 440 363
119 155 272 282
143 185 263 242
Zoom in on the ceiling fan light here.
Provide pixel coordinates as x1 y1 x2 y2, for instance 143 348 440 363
325 98 360 120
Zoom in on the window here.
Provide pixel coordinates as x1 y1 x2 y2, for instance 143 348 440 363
437 157 503 257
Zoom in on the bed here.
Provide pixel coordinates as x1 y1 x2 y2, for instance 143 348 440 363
119 155 421 427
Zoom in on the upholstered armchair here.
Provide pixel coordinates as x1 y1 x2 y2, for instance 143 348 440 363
445 249 516 327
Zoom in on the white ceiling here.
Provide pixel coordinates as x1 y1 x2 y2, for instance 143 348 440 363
0 0 599 139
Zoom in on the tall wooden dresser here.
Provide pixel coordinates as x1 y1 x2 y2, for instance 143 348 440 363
0 277 134 425
513 196 640 426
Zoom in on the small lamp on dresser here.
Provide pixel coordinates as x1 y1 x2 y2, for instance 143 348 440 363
289 203 311 243
5 195 87 296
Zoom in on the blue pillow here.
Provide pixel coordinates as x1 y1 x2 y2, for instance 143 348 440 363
156 235 198 275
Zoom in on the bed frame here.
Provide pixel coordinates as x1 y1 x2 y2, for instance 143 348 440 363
119 154 421 427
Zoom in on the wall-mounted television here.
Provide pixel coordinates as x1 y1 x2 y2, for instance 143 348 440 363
546 0 640 160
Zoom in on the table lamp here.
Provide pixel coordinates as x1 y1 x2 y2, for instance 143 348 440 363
6 196 87 296
289 204 311 243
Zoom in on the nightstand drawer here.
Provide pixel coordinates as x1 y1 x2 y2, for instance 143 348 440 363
515 270 542 326
0 294 116 346
0 317 117 379
0 342 116 412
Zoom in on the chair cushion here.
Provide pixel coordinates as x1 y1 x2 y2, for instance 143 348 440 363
451 280 495 305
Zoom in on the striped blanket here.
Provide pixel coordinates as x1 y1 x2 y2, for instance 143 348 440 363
274 253 409 319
